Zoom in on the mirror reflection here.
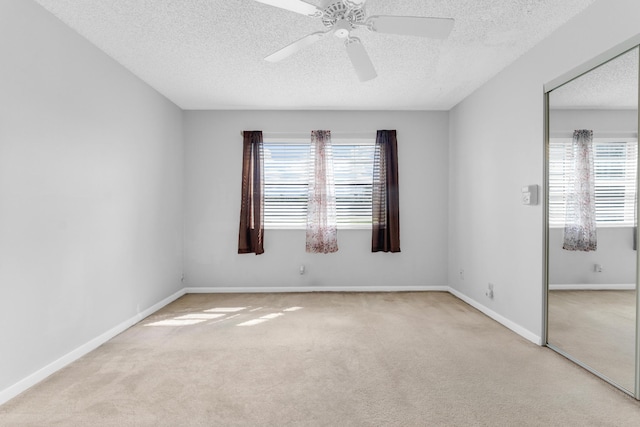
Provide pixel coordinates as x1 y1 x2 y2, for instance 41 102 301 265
547 47 638 393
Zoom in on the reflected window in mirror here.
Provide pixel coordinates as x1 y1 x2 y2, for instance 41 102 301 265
549 137 638 227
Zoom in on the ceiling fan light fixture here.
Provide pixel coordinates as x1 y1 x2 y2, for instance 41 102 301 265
333 19 351 38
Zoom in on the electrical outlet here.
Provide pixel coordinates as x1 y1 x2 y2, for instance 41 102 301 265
485 283 494 299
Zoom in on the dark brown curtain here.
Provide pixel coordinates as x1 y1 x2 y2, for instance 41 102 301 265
372 130 400 252
238 131 264 254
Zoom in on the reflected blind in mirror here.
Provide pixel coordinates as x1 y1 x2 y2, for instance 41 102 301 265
549 138 638 227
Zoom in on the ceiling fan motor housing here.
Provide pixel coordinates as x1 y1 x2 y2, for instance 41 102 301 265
322 1 366 37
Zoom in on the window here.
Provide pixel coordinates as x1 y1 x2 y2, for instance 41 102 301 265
263 142 309 229
549 138 637 227
263 139 375 229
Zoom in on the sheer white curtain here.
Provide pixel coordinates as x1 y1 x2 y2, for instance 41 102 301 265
563 129 597 251
306 130 338 253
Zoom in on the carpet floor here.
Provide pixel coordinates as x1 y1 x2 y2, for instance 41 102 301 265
548 289 637 392
1 292 639 426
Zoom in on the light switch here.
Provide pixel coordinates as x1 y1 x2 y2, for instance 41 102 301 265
521 185 538 206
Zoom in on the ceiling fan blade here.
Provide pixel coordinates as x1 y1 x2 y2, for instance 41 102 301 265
265 31 328 62
343 0 367 7
368 16 454 39
345 38 377 82
253 0 321 17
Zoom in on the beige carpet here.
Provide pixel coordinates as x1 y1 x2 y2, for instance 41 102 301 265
548 290 636 392
1 292 639 426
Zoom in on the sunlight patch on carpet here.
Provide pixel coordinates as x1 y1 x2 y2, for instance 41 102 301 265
205 307 247 313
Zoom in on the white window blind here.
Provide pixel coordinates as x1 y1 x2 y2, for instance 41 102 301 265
263 140 375 229
549 138 637 227
263 142 309 229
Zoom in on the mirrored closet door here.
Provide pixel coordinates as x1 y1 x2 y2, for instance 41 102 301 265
546 45 640 397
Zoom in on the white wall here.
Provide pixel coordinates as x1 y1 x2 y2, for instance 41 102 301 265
449 0 640 341
184 110 449 290
0 0 183 396
549 227 635 285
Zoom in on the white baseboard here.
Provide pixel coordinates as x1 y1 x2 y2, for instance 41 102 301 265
549 283 635 291
184 285 449 293
447 288 543 346
0 288 185 406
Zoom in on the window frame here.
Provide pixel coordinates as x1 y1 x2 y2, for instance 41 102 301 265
262 136 376 230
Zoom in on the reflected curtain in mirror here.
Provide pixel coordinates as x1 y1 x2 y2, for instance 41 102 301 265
238 131 264 255
306 130 338 254
563 129 597 251
372 130 400 253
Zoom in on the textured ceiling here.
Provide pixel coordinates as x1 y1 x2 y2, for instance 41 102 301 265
33 0 597 110
550 46 639 110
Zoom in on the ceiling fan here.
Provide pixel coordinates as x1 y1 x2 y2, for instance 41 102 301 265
253 0 454 82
